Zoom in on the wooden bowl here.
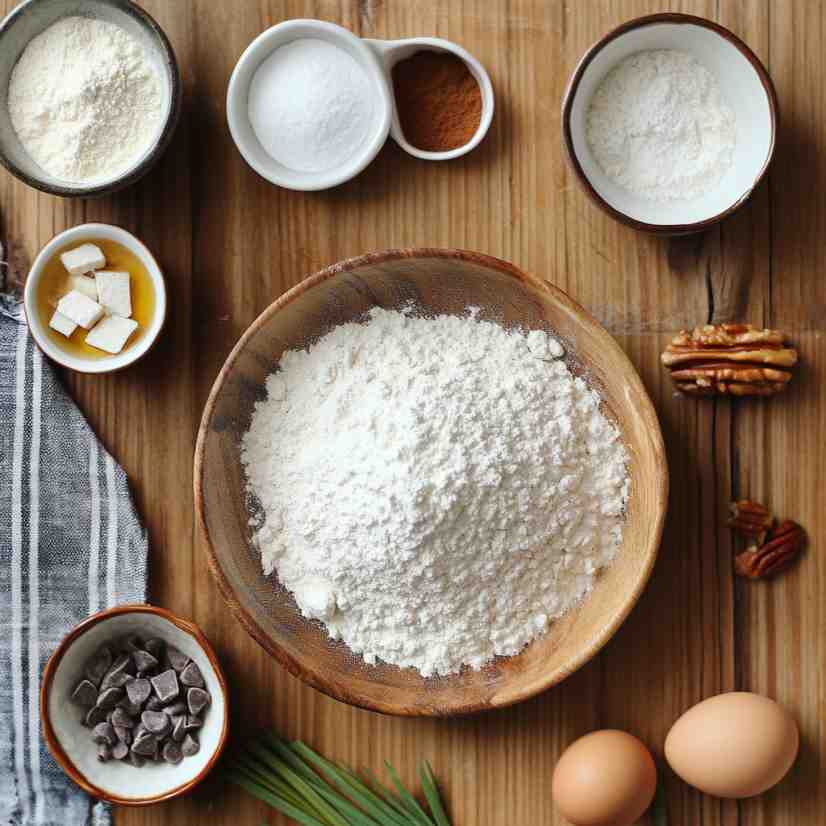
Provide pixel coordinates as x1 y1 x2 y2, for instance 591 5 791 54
41 604 229 805
195 249 667 716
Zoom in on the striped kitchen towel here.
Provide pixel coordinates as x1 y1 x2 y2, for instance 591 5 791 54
0 295 149 826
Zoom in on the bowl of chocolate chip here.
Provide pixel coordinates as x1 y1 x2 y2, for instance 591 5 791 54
40 604 229 806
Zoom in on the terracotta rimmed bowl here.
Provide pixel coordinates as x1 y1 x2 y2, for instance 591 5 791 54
195 249 668 717
562 13 778 234
41 604 229 806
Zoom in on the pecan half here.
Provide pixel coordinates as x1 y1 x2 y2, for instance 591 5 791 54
729 499 774 545
662 324 797 397
735 520 806 579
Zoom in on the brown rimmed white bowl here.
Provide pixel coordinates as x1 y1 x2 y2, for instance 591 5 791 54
195 249 668 717
41 604 229 806
562 13 778 234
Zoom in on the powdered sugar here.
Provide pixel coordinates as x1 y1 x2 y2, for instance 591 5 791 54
248 39 374 173
242 307 629 677
586 50 736 202
8 16 163 184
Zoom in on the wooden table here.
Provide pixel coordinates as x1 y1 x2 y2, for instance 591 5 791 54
2 1 823 824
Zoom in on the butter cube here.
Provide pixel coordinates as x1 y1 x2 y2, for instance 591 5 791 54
57 290 105 330
85 315 138 354
95 271 132 317
49 310 77 338
60 243 106 276
69 274 98 301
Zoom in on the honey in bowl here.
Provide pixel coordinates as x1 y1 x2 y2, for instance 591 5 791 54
36 238 156 359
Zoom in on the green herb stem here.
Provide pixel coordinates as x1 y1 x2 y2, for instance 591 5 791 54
227 732 452 826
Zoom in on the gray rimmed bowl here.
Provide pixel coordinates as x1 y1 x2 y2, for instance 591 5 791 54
0 0 182 198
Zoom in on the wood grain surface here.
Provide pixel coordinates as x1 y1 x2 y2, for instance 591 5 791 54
1 1 822 824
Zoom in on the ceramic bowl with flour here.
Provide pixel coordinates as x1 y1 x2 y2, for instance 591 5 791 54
0 0 181 197
562 13 777 233
195 249 668 716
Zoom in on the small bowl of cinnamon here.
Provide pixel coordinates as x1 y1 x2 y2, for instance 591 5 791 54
367 36 495 160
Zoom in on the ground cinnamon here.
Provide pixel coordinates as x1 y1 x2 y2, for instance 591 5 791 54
392 50 483 152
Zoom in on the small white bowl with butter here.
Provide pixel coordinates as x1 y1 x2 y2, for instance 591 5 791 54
24 223 167 374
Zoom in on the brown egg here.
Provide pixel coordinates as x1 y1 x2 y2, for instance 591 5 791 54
552 730 657 826
665 692 799 799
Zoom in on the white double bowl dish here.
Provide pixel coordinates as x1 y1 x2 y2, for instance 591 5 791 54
226 19 495 191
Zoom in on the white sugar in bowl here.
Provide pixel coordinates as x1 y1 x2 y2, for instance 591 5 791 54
227 19 392 191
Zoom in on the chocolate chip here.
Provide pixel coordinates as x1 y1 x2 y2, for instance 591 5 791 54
170 715 186 742
166 646 190 673
125 677 151 707
110 707 134 728
181 734 199 757
164 700 187 717
92 722 116 746
132 650 158 675
71 679 98 707
95 687 124 709
186 687 210 716
101 654 133 691
85 646 113 686
97 743 111 762
129 750 146 768
150 669 179 704
146 696 165 711
84 706 108 727
104 672 133 692
120 634 144 653
162 741 183 764
141 710 171 737
144 638 164 659
179 662 204 688
118 697 143 716
184 714 203 731
112 742 129 760
131 734 157 756
113 725 132 745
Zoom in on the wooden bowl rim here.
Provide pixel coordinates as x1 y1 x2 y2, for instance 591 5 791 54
561 11 778 235
40 603 230 806
194 247 668 716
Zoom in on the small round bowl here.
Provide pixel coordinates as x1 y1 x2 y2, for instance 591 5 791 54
562 13 778 234
0 0 182 198
227 19 392 191
364 36 495 161
41 604 229 806
23 223 168 374
195 249 668 717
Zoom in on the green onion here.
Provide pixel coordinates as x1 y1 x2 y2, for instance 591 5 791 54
227 732 452 826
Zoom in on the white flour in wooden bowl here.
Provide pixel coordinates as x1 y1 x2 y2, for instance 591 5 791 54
241 307 629 677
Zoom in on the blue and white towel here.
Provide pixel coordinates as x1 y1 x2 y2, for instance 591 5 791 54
0 295 149 826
